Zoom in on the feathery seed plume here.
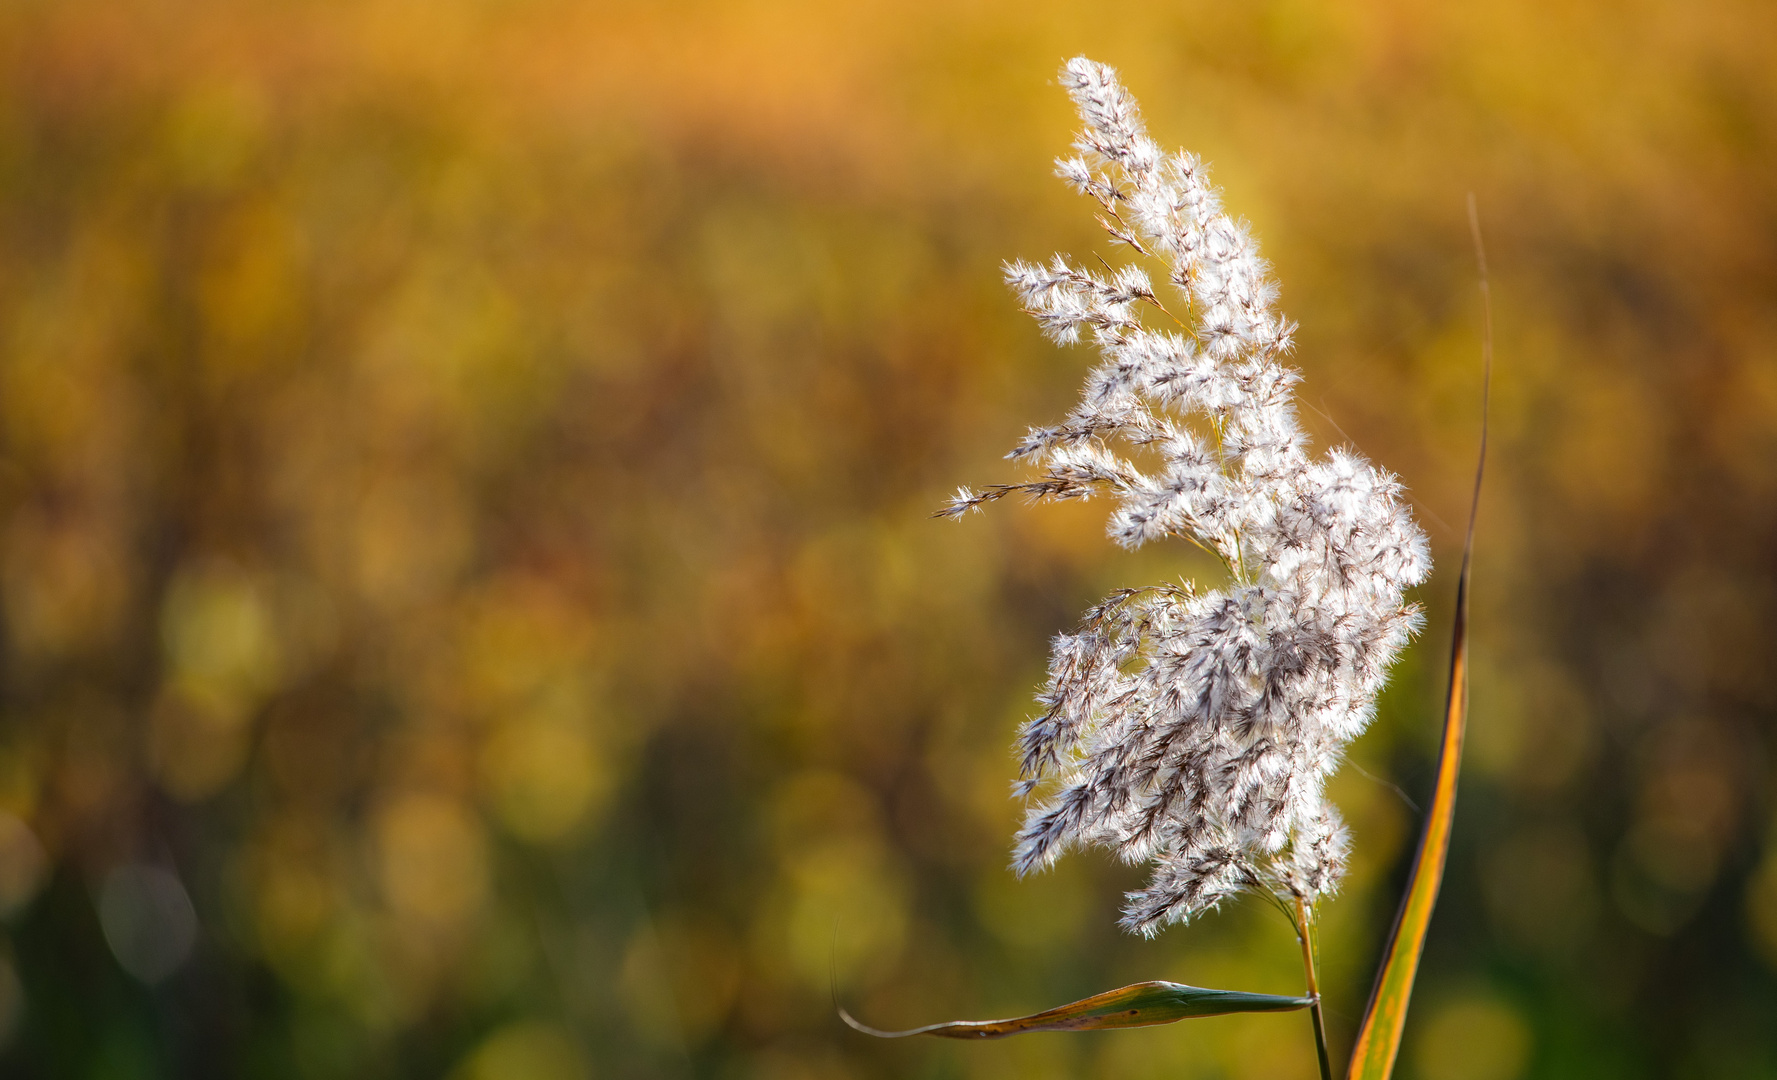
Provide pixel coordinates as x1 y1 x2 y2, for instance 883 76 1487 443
947 58 1430 935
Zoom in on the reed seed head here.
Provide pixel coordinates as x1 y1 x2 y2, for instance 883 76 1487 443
948 58 1430 934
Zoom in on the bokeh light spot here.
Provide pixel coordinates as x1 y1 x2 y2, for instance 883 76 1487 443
482 712 608 844
373 793 489 930
98 865 199 984
453 1020 588 1080
618 913 741 1048
146 687 254 802
160 563 283 703
0 814 48 919
1745 853 1777 972
1481 820 1599 957
1413 992 1532 1080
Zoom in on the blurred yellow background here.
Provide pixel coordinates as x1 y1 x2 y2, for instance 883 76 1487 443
0 0 1774 1077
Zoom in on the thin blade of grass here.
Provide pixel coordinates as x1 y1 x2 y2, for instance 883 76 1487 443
841 981 1312 1041
1345 195 1491 1080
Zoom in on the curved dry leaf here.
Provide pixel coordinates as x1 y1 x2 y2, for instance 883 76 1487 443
1345 196 1491 1080
842 980 1311 1041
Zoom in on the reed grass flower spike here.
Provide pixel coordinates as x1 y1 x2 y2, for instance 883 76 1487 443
944 57 1431 935
847 61 1470 1080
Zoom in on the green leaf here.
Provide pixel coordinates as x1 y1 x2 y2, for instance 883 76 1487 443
1344 607 1467 1080
841 980 1311 1041
1345 195 1491 1080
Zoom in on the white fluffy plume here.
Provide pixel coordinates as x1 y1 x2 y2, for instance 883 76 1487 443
945 58 1430 934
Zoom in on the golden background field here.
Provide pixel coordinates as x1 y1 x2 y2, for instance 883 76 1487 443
1 1 1774 1077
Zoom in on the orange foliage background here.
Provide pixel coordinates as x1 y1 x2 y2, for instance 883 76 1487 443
1 1 1774 1077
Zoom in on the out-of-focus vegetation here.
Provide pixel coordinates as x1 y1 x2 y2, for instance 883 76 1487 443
0 1 1773 1077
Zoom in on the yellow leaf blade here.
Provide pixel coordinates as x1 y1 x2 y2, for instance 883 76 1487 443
1346 194 1491 1080
1344 599 1469 1079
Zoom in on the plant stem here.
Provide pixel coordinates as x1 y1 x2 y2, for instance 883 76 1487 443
1295 896 1334 1080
